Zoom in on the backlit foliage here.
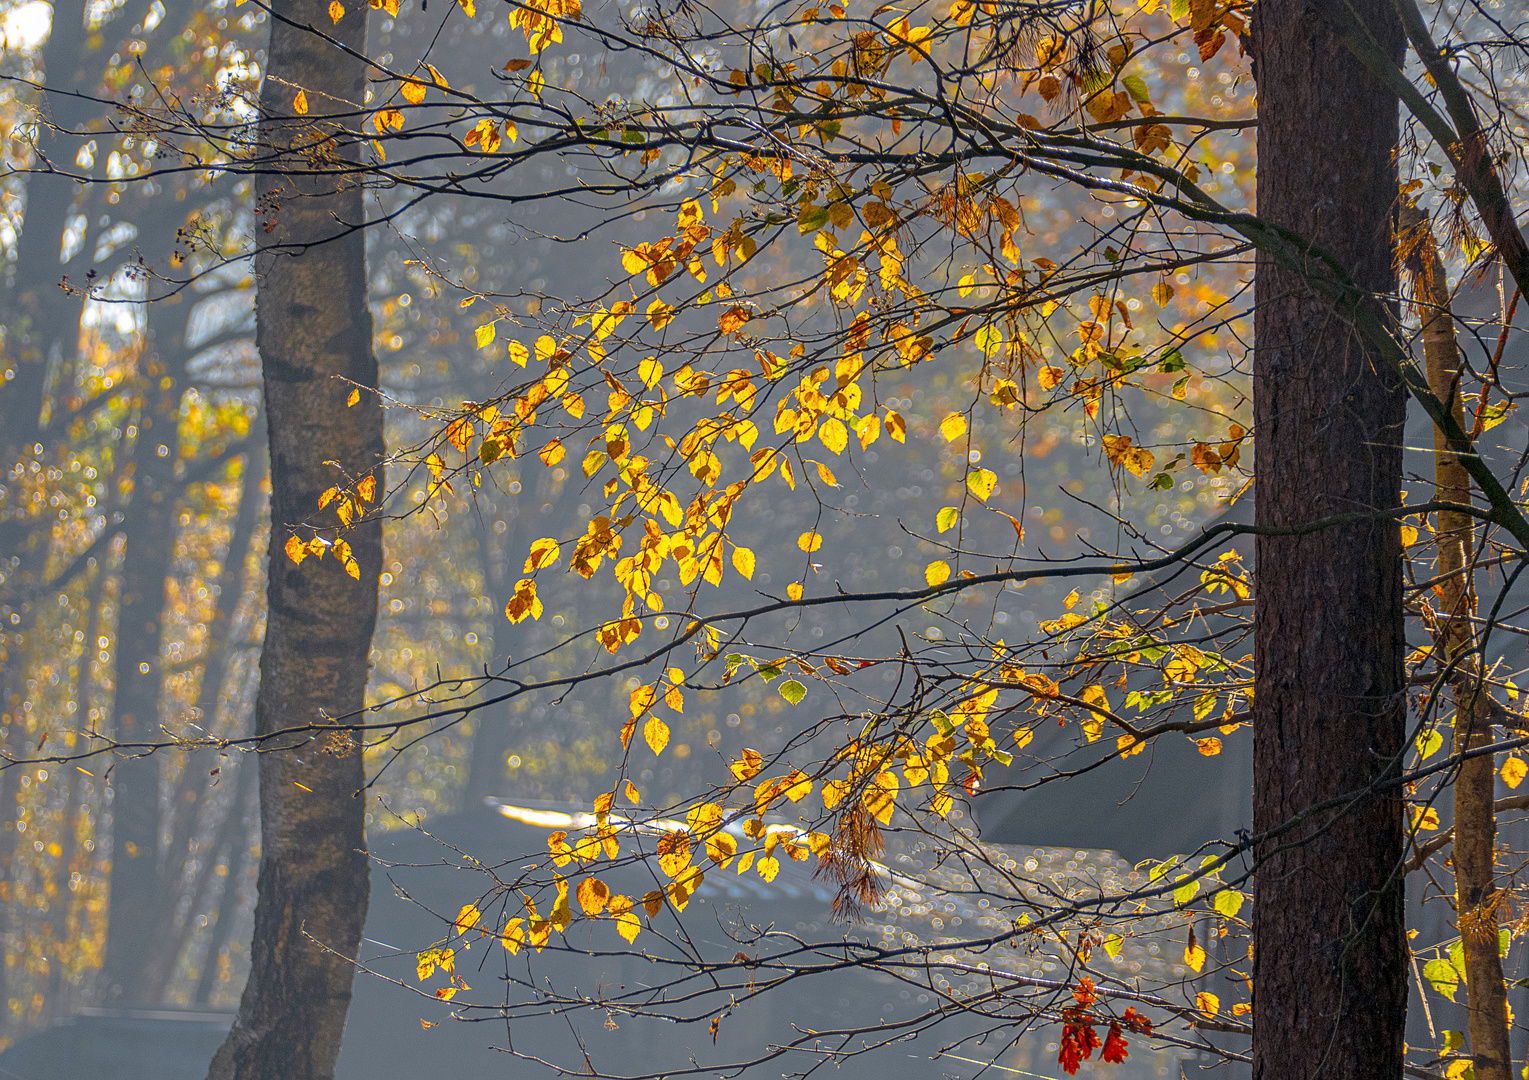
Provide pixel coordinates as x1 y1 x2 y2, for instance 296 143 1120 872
8 0 1529 1075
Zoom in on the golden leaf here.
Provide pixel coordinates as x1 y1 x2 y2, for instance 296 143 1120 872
346 387 360 406
328 0 344 20
644 715 670 755
577 877 609 915
925 560 951 586
1502 757 1528 789
718 306 751 334
818 417 848 455
966 468 997 502
798 530 823 552
939 412 968 442
454 903 482 933
401 79 427 105
293 90 309 115
1184 929 1206 972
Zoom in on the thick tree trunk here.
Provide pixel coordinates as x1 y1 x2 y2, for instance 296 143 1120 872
204 0 381 1074
1250 5 1409 1080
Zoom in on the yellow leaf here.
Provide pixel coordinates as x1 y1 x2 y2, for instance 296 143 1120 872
756 856 780 882
525 537 561 571
815 462 839 487
885 410 907 442
925 561 951 586
577 877 610 915
644 716 670 754
1195 991 1220 1016
538 438 565 466
293 90 309 115
328 0 344 20
476 323 496 349
856 414 881 448
646 302 675 330
1413 806 1441 831
718 305 751 334
939 413 968 442
1152 281 1175 307
346 388 360 408
966 468 997 502
1503 757 1528 789
787 582 803 600
733 546 756 579
819 417 848 455
1038 365 1066 390
798 530 823 552
401 79 427 105
615 911 641 943
1184 930 1206 972
284 533 308 565
357 475 377 503
1197 737 1222 756
507 341 529 367
454 903 482 933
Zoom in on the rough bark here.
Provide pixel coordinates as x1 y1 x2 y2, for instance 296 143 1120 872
204 0 381 1073
1402 207 1512 1080
1250 5 1409 1080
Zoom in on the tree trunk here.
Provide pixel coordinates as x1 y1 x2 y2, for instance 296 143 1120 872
1250 5 1409 1080
99 365 186 1004
204 0 381 1073
1403 206 1512 1080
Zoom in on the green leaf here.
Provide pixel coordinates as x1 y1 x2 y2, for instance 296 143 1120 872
757 662 782 682
1449 939 1467 979
937 506 961 533
1501 928 1513 958
797 205 830 234
1159 346 1186 372
987 748 1013 767
1122 74 1151 103
929 709 954 736
1444 1030 1464 1051
1213 889 1244 918
1423 958 1460 1001
1172 875 1200 906
779 679 807 705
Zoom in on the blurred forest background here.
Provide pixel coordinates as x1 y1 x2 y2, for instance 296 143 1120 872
0 0 1253 1051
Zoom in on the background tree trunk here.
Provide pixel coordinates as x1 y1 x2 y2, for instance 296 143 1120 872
204 0 381 1073
1251 4 1410 1080
1404 206 1512 1080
